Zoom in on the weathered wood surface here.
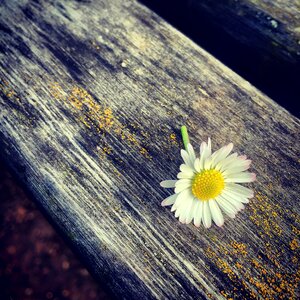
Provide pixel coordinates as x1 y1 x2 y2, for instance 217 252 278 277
0 0 299 299
150 0 300 64
141 0 300 117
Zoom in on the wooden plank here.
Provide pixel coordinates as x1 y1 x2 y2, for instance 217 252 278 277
141 0 300 117
0 0 299 299
142 0 300 63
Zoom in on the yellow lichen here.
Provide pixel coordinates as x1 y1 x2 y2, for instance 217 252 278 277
231 241 248 257
290 239 299 250
49 83 152 162
249 192 282 237
169 133 178 145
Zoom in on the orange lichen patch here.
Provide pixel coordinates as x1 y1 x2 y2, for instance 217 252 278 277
236 262 243 269
67 86 90 109
247 190 300 295
290 212 300 224
157 128 181 157
251 259 267 275
78 115 92 129
206 233 300 300
126 131 138 145
102 108 114 128
230 241 247 257
264 250 281 269
49 82 65 100
140 147 151 159
220 290 233 299
96 143 112 160
248 262 295 298
63 87 116 134
49 83 152 160
248 192 282 238
289 239 299 250
217 259 236 280
0 78 20 102
248 276 277 298
291 225 300 235
169 133 178 145
292 256 298 264
0 78 9 86
208 247 250 298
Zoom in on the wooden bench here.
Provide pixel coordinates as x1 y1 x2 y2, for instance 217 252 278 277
0 0 299 299
142 0 300 117
148 0 300 63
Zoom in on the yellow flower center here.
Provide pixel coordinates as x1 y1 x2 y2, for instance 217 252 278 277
192 169 224 201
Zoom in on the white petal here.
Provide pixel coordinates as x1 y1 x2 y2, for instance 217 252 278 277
227 159 251 169
225 183 254 198
204 156 214 170
175 179 192 193
222 189 249 204
175 193 194 219
187 143 196 162
180 164 194 174
224 155 249 170
177 171 194 179
185 198 197 224
225 172 256 183
160 180 177 188
222 161 251 176
161 194 177 206
215 153 238 171
175 205 183 218
220 193 244 211
200 141 206 156
207 138 212 154
211 143 233 168
193 201 203 227
202 201 212 228
181 149 194 168
172 189 193 211
179 197 194 224
199 142 211 169
171 204 176 212
216 195 236 217
209 199 224 227
176 179 191 185
194 158 201 172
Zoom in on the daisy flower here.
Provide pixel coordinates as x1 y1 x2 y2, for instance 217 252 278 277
160 126 256 228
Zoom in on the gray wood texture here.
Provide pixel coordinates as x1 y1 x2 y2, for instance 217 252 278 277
174 0 300 64
0 0 299 299
141 0 300 117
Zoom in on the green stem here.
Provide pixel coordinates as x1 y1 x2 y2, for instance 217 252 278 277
181 125 189 150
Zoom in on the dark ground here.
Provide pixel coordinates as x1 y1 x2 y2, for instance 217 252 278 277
0 159 111 300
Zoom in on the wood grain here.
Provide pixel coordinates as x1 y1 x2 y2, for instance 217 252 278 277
0 0 299 299
160 0 300 64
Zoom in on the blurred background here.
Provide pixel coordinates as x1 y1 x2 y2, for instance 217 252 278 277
0 159 111 300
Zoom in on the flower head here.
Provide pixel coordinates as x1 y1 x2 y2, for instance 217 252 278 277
160 126 256 228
